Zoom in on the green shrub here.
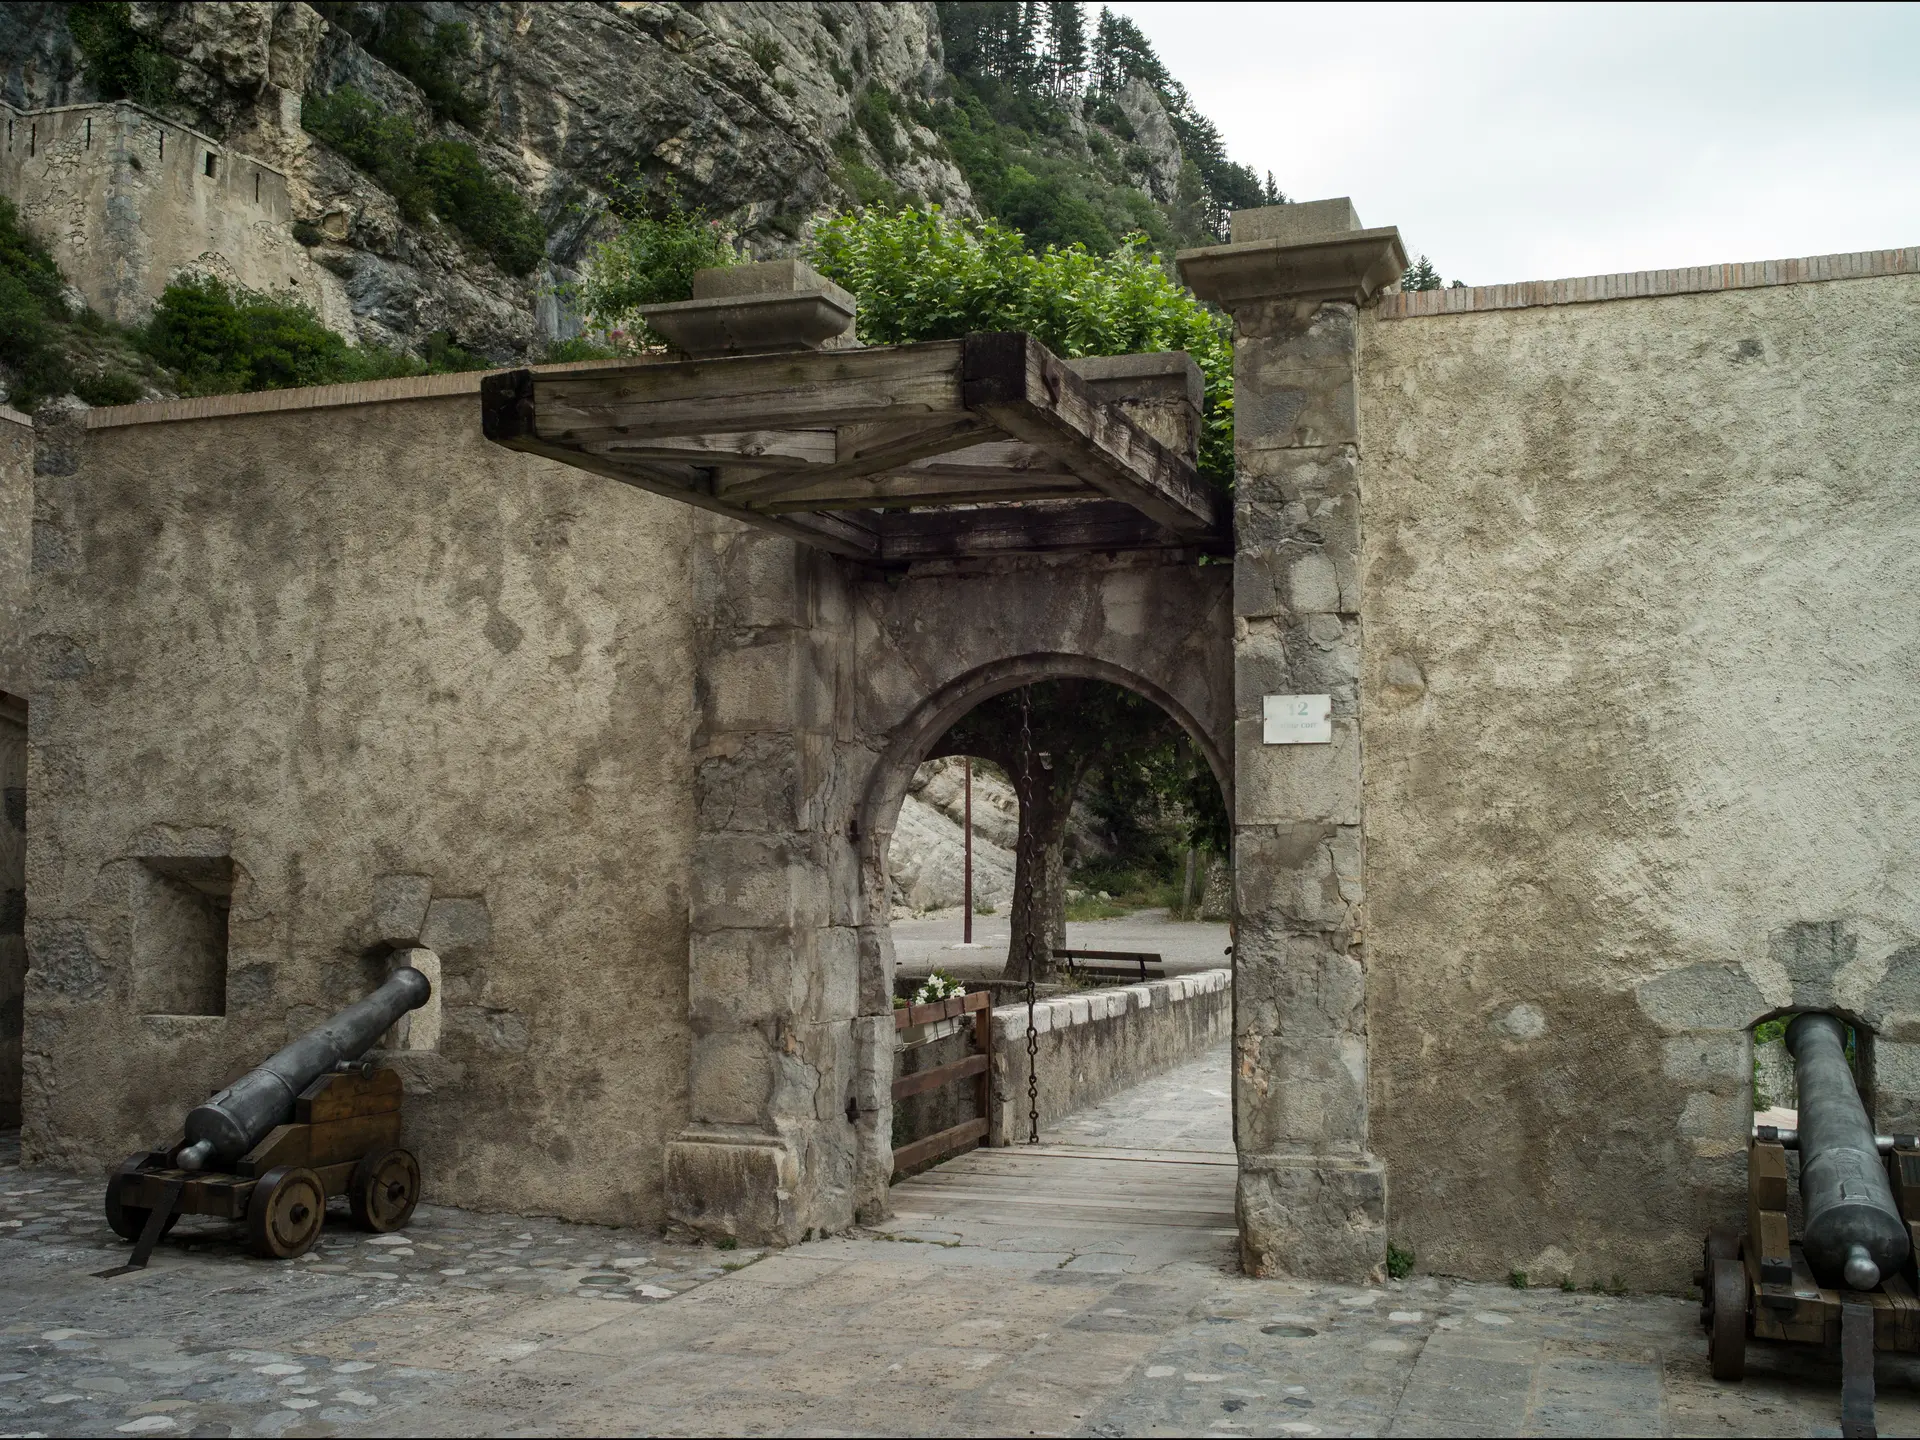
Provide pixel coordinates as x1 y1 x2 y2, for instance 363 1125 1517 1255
743 33 784 77
0 197 76 410
72 370 142 406
67 1 179 109
854 85 904 165
572 190 737 345
138 276 484 396
312 3 485 131
1386 1243 1415 1280
302 87 430 219
302 88 545 276
808 205 1234 480
414 141 546 276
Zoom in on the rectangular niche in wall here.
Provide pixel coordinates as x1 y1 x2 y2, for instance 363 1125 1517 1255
133 856 233 1016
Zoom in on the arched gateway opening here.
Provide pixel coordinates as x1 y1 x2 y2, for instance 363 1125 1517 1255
870 667 1237 1241
484 282 1240 1250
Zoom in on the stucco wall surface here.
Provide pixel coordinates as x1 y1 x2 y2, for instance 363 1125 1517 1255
1359 272 1920 1287
25 386 697 1228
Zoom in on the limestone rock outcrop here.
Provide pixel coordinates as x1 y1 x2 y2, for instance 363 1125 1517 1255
0 1 976 359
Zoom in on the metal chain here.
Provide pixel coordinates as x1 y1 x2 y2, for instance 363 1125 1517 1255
1020 685 1040 1145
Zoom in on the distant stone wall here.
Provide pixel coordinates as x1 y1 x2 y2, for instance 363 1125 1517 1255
1360 262 1920 1288
986 969 1230 1144
0 100 351 331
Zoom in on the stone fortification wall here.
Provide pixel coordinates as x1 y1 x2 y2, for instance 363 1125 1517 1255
23 373 698 1229
1 99 350 332
987 969 1230 1144
1358 260 1920 1287
0 404 24 1125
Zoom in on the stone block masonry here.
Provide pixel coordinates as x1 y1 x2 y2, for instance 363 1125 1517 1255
0 100 351 333
1180 200 1406 1281
986 969 1230 1145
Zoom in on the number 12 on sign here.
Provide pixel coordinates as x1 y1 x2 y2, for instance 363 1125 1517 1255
1263 693 1332 745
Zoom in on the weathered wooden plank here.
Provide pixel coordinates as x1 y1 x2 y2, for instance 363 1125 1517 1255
528 341 968 443
585 429 838 469
719 415 988 505
962 333 1223 538
481 374 881 561
891 1052 989 1102
760 473 1091 513
892 1116 989 1174
297 1067 403 1123
876 500 1201 562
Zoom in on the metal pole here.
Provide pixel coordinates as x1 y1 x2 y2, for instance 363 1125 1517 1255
963 756 973 945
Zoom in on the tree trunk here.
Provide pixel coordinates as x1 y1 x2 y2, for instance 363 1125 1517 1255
1003 759 1077 983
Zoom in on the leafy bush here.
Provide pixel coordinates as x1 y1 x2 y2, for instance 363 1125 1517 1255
67 1 179 109
541 336 620 364
0 197 76 409
310 3 485 131
1387 1243 1415 1280
572 189 737 345
414 141 546 276
808 206 1234 479
138 276 483 396
301 87 545 275
72 371 142 406
743 32 784 78
854 85 904 165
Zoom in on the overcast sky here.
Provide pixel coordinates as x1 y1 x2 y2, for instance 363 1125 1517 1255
1109 2 1920 287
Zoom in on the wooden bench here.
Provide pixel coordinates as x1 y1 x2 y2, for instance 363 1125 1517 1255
1053 948 1166 982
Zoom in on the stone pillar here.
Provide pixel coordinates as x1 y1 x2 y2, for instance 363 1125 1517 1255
664 517 871 1245
1179 200 1406 1279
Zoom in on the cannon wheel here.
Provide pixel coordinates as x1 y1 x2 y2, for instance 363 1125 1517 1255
247 1166 326 1259
349 1148 421 1233
104 1155 179 1243
1708 1255 1751 1381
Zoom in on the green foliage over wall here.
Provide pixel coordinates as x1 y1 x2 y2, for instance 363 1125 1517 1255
310 2 486 131
301 87 545 275
0 198 145 410
139 276 481 396
808 206 1234 480
67 0 179 109
572 188 738 345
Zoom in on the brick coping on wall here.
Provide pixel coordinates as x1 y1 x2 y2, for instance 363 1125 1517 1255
1377 244 1918 320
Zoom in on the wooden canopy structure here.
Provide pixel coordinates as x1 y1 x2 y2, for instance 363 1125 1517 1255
480 332 1229 563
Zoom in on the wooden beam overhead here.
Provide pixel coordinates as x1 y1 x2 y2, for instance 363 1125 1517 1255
873 500 1213 563
960 333 1223 539
480 331 1230 562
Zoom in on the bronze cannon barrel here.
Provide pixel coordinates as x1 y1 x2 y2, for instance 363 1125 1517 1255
176 967 431 1171
1787 1011 1910 1290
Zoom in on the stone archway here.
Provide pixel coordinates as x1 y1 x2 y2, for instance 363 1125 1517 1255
666 522 1231 1245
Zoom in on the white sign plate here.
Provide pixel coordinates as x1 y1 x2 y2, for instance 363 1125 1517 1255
1263 693 1332 745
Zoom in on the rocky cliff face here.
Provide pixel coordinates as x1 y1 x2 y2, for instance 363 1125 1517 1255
1 1 979 360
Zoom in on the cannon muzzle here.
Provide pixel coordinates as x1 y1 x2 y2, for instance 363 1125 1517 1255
177 966 431 1171
1787 1011 1910 1289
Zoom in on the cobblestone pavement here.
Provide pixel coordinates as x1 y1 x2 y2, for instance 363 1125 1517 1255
6 1054 1920 1437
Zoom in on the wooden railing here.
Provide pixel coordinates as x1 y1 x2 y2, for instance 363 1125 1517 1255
891 990 993 1176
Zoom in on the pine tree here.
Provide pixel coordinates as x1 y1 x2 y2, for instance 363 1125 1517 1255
1402 255 1444 291
1044 1 1086 95
1263 171 1286 206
